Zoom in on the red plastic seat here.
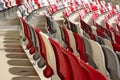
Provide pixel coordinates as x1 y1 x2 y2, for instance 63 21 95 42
73 32 88 62
80 60 107 80
61 47 87 80
49 38 70 80
34 27 53 78
62 27 73 52
19 17 33 49
16 0 22 5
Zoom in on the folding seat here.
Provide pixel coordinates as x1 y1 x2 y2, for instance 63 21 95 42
80 60 107 80
19 17 45 66
63 18 70 30
88 2 98 11
82 36 97 68
49 38 70 80
16 0 22 5
51 4 58 14
114 33 120 45
18 4 28 19
112 42 120 52
74 0 82 6
94 35 105 45
2 0 9 9
30 2 38 11
89 40 110 78
53 22 65 47
62 27 80 57
103 38 113 50
0 0 5 10
26 23 40 57
116 52 120 64
96 28 104 38
34 27 51 70
18 17 33 50
19 6 27 18
61 43 107 80
92 11 99 26
102 45 120 80
45 16 57 34
62 27 73 52
80 20 92 33
105 20 111 30
67 30 80 57
24 3 31 17
63 9 70 18
69 21 78 33
108 30 115 42
33 0 41 9
88 31 95 40
73 32 88 62
61 47 88 80
83 31 91 39
56 1 65 10
40 32 61 80
10 0 17 6
103 30 111 41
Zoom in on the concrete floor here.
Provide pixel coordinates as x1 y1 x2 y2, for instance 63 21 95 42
0 30 41 80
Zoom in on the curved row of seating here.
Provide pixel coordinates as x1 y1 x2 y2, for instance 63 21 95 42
0 0 21 11
16 0 120 80
44 0 120 80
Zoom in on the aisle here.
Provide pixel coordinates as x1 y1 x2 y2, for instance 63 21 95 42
0 29 40 80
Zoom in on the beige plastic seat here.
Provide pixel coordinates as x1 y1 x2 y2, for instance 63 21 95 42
89 40 110 79
103 38 113 50
40 32 61 80
53 22 65 47
67 29 79 57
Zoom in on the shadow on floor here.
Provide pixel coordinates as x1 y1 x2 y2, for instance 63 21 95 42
6 53 28 59
12 76 40 80
7 59 32 66
4 48 24 53
4 44 21 48
9 67 38 76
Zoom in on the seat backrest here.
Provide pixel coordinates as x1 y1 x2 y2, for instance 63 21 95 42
80 60 107 80
45 16 57 34
34 28 53 77
80 20 92 33
82 36 97 68
62 27 73 52
49 38 70 80
103 38 113 50
16 0 22 5
69 21 78 33
116 52 120 64
112 42 120 52
61 47 87 80
53 22 65 46
40 32 61 80
102 45 120 80
89 40 110 78
26 23 37 54
19 17 32 49
73 33 88 62
11 0 16 6
94 35 105 45
67 30 79 57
